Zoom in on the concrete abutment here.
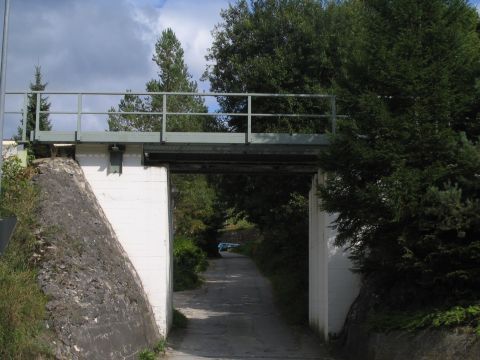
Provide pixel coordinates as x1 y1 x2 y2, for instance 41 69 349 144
309 171 361 340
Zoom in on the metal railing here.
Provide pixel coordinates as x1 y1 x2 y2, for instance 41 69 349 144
5 91 336 145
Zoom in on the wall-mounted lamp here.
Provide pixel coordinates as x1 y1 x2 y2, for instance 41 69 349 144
108 144 125 175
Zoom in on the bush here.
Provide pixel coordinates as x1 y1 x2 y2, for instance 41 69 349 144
369 304 480 335
173 236 207 291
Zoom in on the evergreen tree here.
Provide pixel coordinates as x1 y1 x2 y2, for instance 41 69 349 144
18 66 51 140
108 28 206 132
319 0 480 306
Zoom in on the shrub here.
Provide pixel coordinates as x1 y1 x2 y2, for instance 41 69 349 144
369 304 480 335
173 236 207 291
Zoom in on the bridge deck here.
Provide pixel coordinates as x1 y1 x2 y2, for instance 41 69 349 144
7 91 335 173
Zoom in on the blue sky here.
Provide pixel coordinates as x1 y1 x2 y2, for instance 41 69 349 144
1 0 231 137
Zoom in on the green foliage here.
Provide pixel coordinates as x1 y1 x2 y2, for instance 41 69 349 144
138 337 166 359
172 309 188 330
173 236 208 291
172 174 216 237
138 349 156 360
205 0 480 324
17 66 51 140
0 157 50 358
369 304 480 335
319 0 480 307
152 338 167 355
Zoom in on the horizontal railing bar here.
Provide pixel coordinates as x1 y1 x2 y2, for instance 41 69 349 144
5 91 333 98
82 111 164 116
165 112 247 117
37 111 330 118
4 111 22 114
250 114 331 118
40 111 78 115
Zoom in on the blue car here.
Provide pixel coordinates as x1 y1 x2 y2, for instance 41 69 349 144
218 242 241 252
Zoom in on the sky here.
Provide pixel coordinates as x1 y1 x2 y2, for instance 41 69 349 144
1 0 480 139
1 0 231 138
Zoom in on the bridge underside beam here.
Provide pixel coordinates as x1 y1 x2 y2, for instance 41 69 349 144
143 144 323 174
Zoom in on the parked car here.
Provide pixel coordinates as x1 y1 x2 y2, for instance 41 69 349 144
218 242 241 252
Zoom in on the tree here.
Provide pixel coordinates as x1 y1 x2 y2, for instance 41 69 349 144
17 66 51 140
319 0 480 306
204 0 346 323
108 28 206 132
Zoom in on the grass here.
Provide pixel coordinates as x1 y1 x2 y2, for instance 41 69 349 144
0 157 51 358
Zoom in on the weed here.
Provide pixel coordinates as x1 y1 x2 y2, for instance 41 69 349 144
138 349 156 360
153 338 167 354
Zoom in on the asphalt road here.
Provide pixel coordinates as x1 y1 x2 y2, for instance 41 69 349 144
166 252 335 360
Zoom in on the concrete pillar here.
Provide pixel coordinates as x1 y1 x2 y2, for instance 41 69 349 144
309 170 361 340
76 144 173 337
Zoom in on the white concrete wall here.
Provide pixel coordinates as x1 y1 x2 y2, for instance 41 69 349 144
76 144 173 336
327 212 361 335
309 171 328 341
309 171 361 339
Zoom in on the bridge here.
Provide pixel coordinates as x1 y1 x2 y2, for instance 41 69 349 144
4 91 360 340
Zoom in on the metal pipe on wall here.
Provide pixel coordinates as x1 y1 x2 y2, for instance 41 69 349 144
0 0 11 197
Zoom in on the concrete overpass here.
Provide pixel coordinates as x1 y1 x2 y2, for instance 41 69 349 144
4 90 360 340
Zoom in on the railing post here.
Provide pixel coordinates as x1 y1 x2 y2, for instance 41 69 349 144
22 92 27 142
331 95 336 135
162 93 167 143
76 93 82 141
247 95 252 144
35 93 40 140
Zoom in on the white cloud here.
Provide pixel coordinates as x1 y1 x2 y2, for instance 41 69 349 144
132 0 230 91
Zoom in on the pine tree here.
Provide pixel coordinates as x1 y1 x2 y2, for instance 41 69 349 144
18 66 51 140
108 28 206 132
319 0 480 306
